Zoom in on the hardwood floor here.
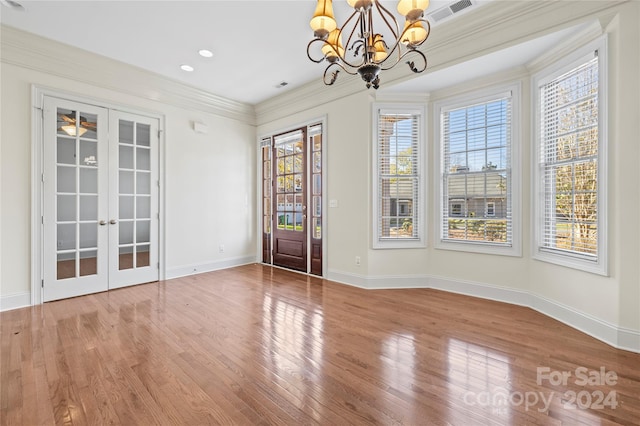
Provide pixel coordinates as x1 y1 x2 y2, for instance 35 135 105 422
2 264 639 425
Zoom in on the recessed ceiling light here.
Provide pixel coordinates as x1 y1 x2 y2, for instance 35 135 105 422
198 49 213 58
180 64 194 72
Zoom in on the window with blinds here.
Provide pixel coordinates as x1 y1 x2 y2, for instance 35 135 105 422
440 94 513 246
539 53 600 260
374 107 424 247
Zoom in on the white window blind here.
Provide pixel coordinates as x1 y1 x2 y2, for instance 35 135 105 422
441 95 512 246
539 54 599 259
376 110 421 242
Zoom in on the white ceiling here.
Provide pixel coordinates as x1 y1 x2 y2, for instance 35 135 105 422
1 1 587 105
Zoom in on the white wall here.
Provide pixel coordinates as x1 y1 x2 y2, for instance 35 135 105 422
0 27 257 309
1 1 638 352
255 1 640 351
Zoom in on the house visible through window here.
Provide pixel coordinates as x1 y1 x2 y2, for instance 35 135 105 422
373 106 424 248
439 91 514 246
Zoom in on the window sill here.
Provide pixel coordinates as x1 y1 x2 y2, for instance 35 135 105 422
373 239 426 250
435 239 521 257
533 248 607 276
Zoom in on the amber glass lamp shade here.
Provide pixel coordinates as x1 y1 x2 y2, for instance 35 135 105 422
310 0 337 38
372 34 388 62
322 29 345 62
401 20 428 45
397 0 430 20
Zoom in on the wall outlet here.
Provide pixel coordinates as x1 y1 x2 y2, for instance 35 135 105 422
355 256 361 266
219 244 225 253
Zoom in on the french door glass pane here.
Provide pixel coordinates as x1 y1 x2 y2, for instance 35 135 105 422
57 253 75 280
80 141 97 166
79 250 98 276
119 221 134 245
120 196 134 219
79 223 97 249
118 119 153 271
80 195 97 220
79 168 97 193
137 245 150 267
137 148 150 170
55 107 99 280
120 120 134 143
57 195 76 221
120 146 134 169
57 166 75 192
136 123 150 146
57 138 75 164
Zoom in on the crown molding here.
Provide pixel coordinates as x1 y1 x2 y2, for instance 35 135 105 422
255 0 628 126
0 25 256 125
526 20 605 74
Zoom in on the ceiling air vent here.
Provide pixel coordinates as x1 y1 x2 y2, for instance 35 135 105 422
427 0 476 24
450 0 473 14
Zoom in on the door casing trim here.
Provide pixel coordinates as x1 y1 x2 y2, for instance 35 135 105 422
256 115 327 277
31 86 166 305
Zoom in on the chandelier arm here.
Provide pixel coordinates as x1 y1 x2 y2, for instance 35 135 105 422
307 38 331 64
342 11 367 69
322 61 359 86
378 17 431 67
380 48 427 73
373 1 401 41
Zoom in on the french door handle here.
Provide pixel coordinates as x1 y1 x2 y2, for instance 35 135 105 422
99 220 107 226
109 219 117 225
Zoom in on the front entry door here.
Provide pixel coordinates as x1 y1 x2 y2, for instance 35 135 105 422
42 97 159 302
272 128 308 272
266 124 323 275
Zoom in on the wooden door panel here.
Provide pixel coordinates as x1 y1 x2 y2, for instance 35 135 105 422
276 239 304 257
272 129 307 272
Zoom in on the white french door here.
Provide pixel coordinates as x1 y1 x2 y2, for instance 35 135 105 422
42 97 159 302
108 110 159 289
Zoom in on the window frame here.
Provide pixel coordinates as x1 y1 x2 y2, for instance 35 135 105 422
372 104 426 249
532 36 608 275
434 83 521 256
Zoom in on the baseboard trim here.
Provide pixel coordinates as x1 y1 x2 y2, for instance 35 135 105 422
165 256 258 280
0 292 31 312
326 269 640 353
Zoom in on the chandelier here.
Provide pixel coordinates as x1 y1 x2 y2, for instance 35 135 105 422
307 0 431 89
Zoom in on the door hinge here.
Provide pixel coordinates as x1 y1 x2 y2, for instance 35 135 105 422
41 173 44 183
41 279 44 288
41 216 44 225
157 262 160 269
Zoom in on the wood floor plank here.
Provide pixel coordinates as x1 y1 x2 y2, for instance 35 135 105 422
2 263 640 425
